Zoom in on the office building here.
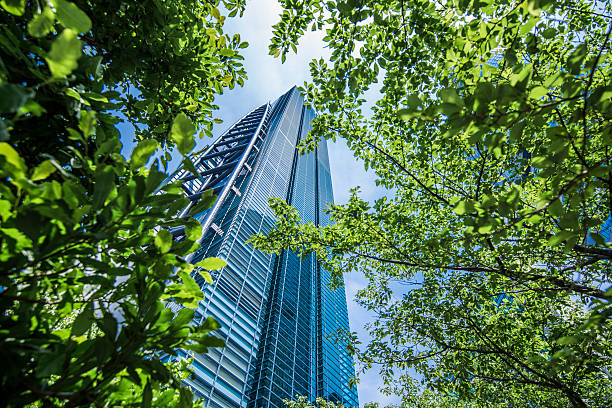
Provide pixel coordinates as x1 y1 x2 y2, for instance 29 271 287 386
165 87 359 408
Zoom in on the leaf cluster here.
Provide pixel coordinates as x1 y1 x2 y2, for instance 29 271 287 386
1 0 248 163
260 0 612 406
0 0 241 406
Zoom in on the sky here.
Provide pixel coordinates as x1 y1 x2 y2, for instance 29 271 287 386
120 1 399 405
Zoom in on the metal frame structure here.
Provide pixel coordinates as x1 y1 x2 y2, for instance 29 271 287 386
164 103 271 252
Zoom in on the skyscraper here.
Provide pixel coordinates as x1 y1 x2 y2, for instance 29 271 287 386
165 87 359 408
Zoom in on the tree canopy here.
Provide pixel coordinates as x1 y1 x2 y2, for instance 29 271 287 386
0 0 246 406
253 0 612 406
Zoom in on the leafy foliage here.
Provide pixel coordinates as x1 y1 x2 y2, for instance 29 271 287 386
256 0 612 406
0 0 245 406
285 396 350 408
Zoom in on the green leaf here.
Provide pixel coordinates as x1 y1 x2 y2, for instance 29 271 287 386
170 113 196 155
1 227 33 248
65 88 84 103
183 343 210 353
19 100 46 116
182 156 199 177
0 83 34 113
172 308 195 327
504 186 521 207
62 181 81 208
199 334 225 348
200 316 220 331
597 86 612 103
98 313 117 340
198 270 213 284
82 92 108 103
438 103 461 115
155 229 173 253
453 200 475 215
406 94 421 110
557 335 580 345
80 56 103 78
143 381 152 408
559 211 579 231
45 28 82 78
67 127 83 142
36 352 65 378
510 121 525 140
179 387 194 408
567 43 587 75
530 86 548 99
72 303 94 336
196 257 227 271
188 189 217 216
52 0 92 33
92 165 114 210
564 235 579 254
0 142 27 174
542 27 556 39
31 160 57 181
185 218 202 241
397 108 412 121
589 233 606 246
0 119 8 142
219 48 235 57
28 7 56 37
0 0 24 15
174 271 204 306
510 65 533 88
531 155 554 168
547 230 575 247
439 88 463 106
130 139 158 168
548 199 563 217
0 199 10 221
478 221 495 234
504 48 518 66
78 110 97 138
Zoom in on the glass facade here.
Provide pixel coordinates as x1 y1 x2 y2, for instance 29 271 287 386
165 87 358 408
